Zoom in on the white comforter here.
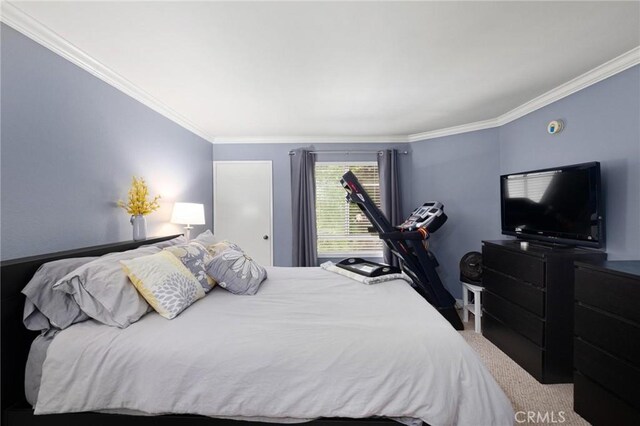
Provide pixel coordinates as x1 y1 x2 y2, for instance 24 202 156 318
35 267 513 425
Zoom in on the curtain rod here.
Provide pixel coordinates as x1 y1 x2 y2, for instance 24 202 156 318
288 150 409 156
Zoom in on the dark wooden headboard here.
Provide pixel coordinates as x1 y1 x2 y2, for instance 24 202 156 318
0 235 181 413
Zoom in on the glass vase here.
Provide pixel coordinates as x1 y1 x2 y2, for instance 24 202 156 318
130 215 147 241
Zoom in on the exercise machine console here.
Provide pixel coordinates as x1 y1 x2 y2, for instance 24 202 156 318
340 170 463 330
398 202 447 232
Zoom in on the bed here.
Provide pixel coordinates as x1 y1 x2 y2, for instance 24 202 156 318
1 236 514 426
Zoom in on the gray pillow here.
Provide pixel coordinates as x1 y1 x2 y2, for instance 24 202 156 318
22 257 97 331
206 249 267 295
193 229 216 246
53 246 160 328
152 235 187 249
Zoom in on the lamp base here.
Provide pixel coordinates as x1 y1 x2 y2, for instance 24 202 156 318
184 225 194 241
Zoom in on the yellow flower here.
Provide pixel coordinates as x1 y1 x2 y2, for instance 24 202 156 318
117 176 161 216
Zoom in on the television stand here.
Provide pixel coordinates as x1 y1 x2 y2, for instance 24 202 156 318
481 240 606 383
514 239 577 250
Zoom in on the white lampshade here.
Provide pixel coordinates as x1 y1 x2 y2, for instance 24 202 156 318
171 202 205 225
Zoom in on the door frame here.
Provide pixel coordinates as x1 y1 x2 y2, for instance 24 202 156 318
212 160 274 266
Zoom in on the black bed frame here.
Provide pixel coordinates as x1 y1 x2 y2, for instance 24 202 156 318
0 236 397 426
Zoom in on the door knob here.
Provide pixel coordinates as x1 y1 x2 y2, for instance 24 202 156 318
263 235 269 240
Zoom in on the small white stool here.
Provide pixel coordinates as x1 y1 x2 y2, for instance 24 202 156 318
462 282 484 333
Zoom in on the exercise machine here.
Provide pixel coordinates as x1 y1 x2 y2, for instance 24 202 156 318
336 257 401 277
340 170 464 330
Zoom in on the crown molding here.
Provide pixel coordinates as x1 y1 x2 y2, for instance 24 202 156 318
2 2 638 146
212 135 409 144
0 2 216 144
407 118 499 143
407 45 640 143
494 45 640 127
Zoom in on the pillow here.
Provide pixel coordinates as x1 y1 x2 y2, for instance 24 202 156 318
205 240 243 257
206 249 267 295
153 235 187 249
22 257 97 331
192 229 216 246
53 246 159 328
121 251 205 319
163 242 216 293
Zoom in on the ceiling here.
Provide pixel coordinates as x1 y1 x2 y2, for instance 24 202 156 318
6 1 640 142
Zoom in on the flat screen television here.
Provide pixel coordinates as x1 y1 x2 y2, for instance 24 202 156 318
500 162 604 248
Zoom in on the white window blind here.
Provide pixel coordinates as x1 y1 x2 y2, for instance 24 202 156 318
506 171 558 203
315 163 383 256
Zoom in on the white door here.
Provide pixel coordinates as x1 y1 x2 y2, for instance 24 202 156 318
213 161 273 266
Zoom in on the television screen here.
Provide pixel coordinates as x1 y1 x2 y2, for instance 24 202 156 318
500 162 603 247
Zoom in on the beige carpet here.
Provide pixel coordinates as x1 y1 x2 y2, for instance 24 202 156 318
460 318 589 425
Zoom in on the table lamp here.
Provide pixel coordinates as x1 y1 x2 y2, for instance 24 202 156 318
171 202 205 241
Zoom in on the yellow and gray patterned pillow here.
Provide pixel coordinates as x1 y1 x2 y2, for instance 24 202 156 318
121 251 205 320
163 242 216 293
205 240 243 257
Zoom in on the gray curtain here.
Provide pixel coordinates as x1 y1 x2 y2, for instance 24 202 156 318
378 149 402 266
291 148 318 266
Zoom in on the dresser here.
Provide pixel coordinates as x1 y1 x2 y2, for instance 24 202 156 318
573 261 640 426
481 240 606 383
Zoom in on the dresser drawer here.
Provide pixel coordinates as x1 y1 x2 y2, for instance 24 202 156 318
484 291 544 346
574 372 640 426
483 245 544 287
575 304 640 368
575 337 640 411
575 268 640 324
483 268 545 317
483 312 544 381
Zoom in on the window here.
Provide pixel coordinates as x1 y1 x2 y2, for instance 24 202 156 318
315 162 383 257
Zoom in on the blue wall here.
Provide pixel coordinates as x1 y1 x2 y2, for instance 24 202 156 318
409 65 640 298
2 20 638 298
409 129 502 297
1 24 214 260
214 67 639 297
212 142 412 267
499 65 640 261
